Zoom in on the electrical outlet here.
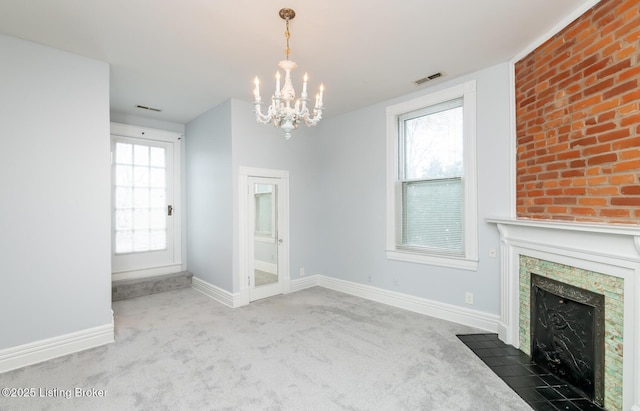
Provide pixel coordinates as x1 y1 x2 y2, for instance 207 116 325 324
488 248 497 258
465 292 474 305
299 267 305 276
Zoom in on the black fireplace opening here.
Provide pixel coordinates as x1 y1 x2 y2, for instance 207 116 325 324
530 274 605 407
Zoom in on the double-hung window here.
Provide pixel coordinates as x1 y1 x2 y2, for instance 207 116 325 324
386 80 478 270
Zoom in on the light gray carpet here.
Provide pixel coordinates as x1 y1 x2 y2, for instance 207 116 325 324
112 271 193 301
0 287 532 411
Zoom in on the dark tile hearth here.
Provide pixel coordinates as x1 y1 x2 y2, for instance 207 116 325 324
457 334 606 411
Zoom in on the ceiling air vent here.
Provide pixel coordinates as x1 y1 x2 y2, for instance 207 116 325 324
414 72 443 85
136 104 162 112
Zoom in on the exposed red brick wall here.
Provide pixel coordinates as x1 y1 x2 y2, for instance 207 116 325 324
515 0 640 224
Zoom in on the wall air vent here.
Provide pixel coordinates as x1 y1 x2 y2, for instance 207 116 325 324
136 105 162 112
414 72 443 85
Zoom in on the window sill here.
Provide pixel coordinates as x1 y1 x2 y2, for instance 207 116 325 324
386 249 478 271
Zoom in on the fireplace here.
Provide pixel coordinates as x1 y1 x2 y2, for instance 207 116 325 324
488 217 639 411
530 274 605 406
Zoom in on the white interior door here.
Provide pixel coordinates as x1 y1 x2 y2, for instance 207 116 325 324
111 124 181 278
248 176 286 302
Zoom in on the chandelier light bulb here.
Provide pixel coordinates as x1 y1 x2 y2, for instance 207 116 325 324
253 77 261 102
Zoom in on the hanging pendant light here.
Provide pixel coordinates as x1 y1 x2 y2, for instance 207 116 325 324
253 8 324 139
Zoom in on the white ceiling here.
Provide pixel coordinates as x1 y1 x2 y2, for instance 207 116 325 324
0 0 594 124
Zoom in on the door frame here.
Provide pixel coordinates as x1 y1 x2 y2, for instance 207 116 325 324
238 167 290 302
110 122 183 281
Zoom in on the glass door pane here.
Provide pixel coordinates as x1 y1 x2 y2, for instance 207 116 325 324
113 141 167 254
111 133 175 275
253 183 278 287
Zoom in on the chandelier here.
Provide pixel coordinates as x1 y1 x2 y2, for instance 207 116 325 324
253 8 324 139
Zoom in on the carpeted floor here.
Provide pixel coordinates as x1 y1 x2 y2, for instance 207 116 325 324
0 287 532 410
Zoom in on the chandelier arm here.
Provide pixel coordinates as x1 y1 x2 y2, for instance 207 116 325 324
254 103 274 124
304 108 323 127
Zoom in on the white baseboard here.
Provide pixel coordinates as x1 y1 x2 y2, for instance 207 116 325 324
311 275 500 333
112 264 183 281
288 275 320 292
194 273 499 332
0 320 114 374
192 276 248 308
497 322 512 347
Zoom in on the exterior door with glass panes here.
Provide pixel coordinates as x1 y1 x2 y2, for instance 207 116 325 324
111 134 176 274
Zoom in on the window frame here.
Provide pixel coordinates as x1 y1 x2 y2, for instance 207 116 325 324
385 80 478 270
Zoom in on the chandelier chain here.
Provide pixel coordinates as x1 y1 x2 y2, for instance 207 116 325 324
284 17 291 60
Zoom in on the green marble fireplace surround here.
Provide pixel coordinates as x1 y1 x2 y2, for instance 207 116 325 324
520 255 623 410
488 218 640 411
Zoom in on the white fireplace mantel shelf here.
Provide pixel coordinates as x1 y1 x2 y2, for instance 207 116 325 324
487 217 640 264
487 217 640 237
486 217 640 411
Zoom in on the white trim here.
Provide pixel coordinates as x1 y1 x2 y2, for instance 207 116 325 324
507 62 517 219
239 167 290 302
385 80 478 270
487 217 640 245
507 0 600 219
386 250 478 271
110 122 181 143
192 276 249 308
110 122 183 274
0 320 114 373
232 272 499 332
111 263 183 281
288 275 321 293
510 0 601 64
316 276 499 332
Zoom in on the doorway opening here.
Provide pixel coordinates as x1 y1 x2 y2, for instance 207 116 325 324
110 123 182 281
239 167 290 302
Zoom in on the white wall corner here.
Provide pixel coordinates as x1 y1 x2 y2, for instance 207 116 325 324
192 276 248 308
0 320 114 374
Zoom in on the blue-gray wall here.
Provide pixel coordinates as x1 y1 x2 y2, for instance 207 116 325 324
185 101 234 291
185 98 324 293
309 63 512 314
185 63 511 315
229 99 324 291
0 34 112 349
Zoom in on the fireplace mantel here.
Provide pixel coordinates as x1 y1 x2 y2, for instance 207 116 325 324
487 218 640 262
487 217 640 411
